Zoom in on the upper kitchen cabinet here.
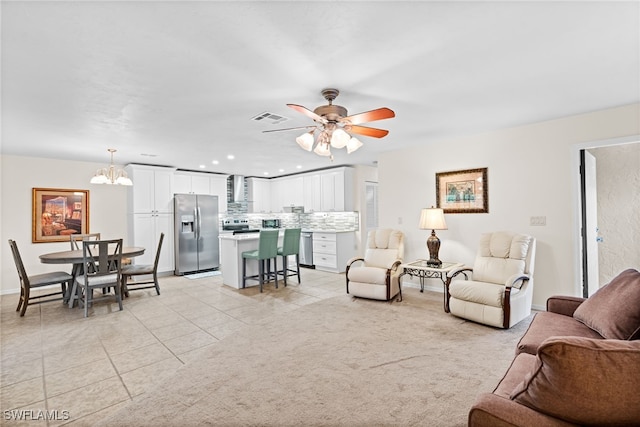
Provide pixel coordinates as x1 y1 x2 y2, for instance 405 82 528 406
173 171 228 214
247 177 271 213
209 174 228 214
306 167 354 212
125 165 175 214
303 174 321 212
272 176 303 211
173 171 211 195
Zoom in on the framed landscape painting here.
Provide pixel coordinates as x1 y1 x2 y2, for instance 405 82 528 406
32 188 90 243
436 168 488 214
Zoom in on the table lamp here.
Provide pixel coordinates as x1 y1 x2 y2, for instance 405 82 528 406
419 207 448 267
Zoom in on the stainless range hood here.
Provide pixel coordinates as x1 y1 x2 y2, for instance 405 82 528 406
228 175 246 202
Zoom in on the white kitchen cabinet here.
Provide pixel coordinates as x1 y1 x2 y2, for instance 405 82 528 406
269 176 304 212
125 165 175 214
303 174 321 212
303 167 354 212
131 212 174 274
247 177 271 213
173 171 211 195
125 164 176 273
209 174 228 214
313 231 356 273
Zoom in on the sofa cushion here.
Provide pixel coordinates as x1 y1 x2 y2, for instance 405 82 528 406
510 337 640 425
573 268 640 340
449 280 507 308
347 266 388 285
516 311 603 355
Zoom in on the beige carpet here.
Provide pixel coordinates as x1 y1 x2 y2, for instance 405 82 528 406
98 289 532 426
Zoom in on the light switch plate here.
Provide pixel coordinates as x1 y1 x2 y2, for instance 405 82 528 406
530 216 546 226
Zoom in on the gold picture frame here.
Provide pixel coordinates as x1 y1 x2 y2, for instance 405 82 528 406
436 168 488 214
32 188 90 243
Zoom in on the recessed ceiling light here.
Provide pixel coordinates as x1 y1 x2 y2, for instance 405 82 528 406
212 160 219 165
263 172 269 176
279 169 285 173
199 165 206 169
227 155 234 160
296 165 302 169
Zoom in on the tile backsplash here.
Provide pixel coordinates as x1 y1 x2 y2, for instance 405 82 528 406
220 211 359 232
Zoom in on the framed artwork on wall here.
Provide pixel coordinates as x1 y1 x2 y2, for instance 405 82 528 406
32 188 90 243
436 168 488 214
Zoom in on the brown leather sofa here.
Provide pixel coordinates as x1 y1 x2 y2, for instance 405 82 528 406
469 268 640 426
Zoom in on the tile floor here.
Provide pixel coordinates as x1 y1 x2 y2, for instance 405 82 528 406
0 268 348 426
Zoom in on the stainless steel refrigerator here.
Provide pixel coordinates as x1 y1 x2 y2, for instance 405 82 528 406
174 194 219 275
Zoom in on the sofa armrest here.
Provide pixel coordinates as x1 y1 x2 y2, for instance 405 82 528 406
546 295 586 317
469 393 577 427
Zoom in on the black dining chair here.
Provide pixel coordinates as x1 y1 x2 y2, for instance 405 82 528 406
75 238 124 317
121 233 164 297
69 233 101 250
8 239 73 316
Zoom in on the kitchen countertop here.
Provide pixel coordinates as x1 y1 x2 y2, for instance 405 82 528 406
219 229 357 240
301 229 357 233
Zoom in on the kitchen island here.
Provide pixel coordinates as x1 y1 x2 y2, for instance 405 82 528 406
219 232 284 289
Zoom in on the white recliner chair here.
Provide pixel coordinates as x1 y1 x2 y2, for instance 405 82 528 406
447 231 536 329
346 229 405 301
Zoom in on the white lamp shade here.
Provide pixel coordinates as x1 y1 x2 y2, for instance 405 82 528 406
330 128 350 148
115 175 133 186
346 137 363 154
419 208 447 230
313 142 332 156
296 132 314 151
90 170 109 184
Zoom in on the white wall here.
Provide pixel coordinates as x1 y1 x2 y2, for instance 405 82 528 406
1 156 129 294
378 103 640 308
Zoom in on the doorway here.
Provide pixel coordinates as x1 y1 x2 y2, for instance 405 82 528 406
576 137 640 296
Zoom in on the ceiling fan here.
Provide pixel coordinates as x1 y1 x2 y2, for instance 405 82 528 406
263 88 395 159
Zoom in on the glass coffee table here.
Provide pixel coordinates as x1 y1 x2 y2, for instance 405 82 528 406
398 260 464 311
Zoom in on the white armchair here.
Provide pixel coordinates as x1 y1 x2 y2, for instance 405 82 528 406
447 231 536 328
346 229 405 301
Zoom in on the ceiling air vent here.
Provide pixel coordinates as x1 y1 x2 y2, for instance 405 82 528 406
251 112 288 125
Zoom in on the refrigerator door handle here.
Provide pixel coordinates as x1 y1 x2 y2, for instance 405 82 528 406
196 206 202 240
194 207 199 240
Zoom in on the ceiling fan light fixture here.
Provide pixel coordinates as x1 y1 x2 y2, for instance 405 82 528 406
346 137 363 154
330 128 350 149
296 131 314 151
313 141 332 157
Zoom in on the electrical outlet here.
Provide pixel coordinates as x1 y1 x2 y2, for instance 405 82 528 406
530 216 546 226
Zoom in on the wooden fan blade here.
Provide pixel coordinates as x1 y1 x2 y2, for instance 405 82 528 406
287 104 327 123
342 107 395 125
262 125 317 133
348 125 389 138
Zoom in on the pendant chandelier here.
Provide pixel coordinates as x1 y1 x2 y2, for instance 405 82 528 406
90 148 133 186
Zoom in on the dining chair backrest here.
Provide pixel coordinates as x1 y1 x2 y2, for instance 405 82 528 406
8 239 29 287
280 228 301 256
82 238 123 279
257 230 279 260
70 233 101 250
152 233 165 271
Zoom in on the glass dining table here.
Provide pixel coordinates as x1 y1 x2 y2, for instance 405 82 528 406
39 246 145 308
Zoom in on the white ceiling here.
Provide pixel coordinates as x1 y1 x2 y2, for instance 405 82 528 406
2 1 639 178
